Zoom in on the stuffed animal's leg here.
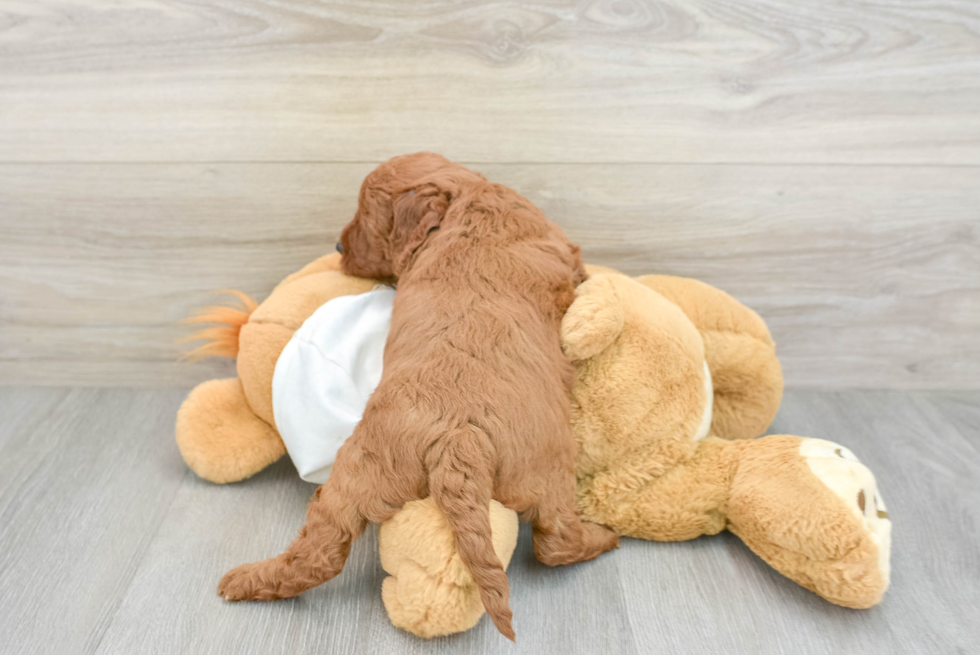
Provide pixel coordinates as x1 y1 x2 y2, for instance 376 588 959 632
575 437 736 541
176 378 285 484
380 498 519 638
726 435 891 608
530 463 620 567
634 274 784 441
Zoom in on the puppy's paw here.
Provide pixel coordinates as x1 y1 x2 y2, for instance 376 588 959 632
584 521 621 556
537 522 620 566
218 561 275 602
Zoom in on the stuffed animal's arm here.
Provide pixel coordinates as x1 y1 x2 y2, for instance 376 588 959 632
561 274 626 362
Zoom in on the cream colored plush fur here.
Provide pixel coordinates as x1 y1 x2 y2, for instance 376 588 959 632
177 255 890 638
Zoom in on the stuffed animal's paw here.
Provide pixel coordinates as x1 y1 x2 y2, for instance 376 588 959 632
561 275 625 362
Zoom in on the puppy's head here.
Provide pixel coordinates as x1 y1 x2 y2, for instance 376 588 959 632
339 152 482 281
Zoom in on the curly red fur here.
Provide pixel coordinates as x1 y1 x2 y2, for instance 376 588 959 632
217 153 619 640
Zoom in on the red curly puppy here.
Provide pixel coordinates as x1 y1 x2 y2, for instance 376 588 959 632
218 152 619 639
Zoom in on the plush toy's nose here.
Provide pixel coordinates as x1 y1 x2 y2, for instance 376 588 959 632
336 242 343 254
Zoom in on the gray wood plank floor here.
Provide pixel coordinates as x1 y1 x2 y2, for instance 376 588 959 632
0 388 977 654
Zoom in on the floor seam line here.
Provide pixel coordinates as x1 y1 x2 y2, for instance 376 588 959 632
86 467 192 655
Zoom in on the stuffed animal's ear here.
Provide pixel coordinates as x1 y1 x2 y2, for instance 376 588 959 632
390 184 450 276
561 275 626 362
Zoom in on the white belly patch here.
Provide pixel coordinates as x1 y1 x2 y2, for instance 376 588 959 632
694 361 714 441
272 286 396 483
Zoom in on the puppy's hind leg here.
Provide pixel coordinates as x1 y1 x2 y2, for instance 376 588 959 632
531 464 620 567
218 455 371 602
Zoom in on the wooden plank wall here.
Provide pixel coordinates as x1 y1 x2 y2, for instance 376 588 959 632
1 0 978 388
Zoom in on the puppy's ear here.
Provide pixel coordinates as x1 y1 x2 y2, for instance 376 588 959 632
390 184 450 275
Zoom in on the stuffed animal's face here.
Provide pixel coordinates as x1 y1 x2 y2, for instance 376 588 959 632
340 152 481 281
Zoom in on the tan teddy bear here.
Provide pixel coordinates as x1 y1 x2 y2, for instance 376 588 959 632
178 255 891 638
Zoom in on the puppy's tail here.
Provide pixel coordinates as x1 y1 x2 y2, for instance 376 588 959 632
428 432 515 641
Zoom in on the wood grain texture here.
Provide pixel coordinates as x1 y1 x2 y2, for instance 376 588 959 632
1 388 977 654
2 163 977 388
918 391 980 450
0 0 979 164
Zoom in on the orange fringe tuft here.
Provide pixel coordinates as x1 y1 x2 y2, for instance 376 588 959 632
180 290 258 361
